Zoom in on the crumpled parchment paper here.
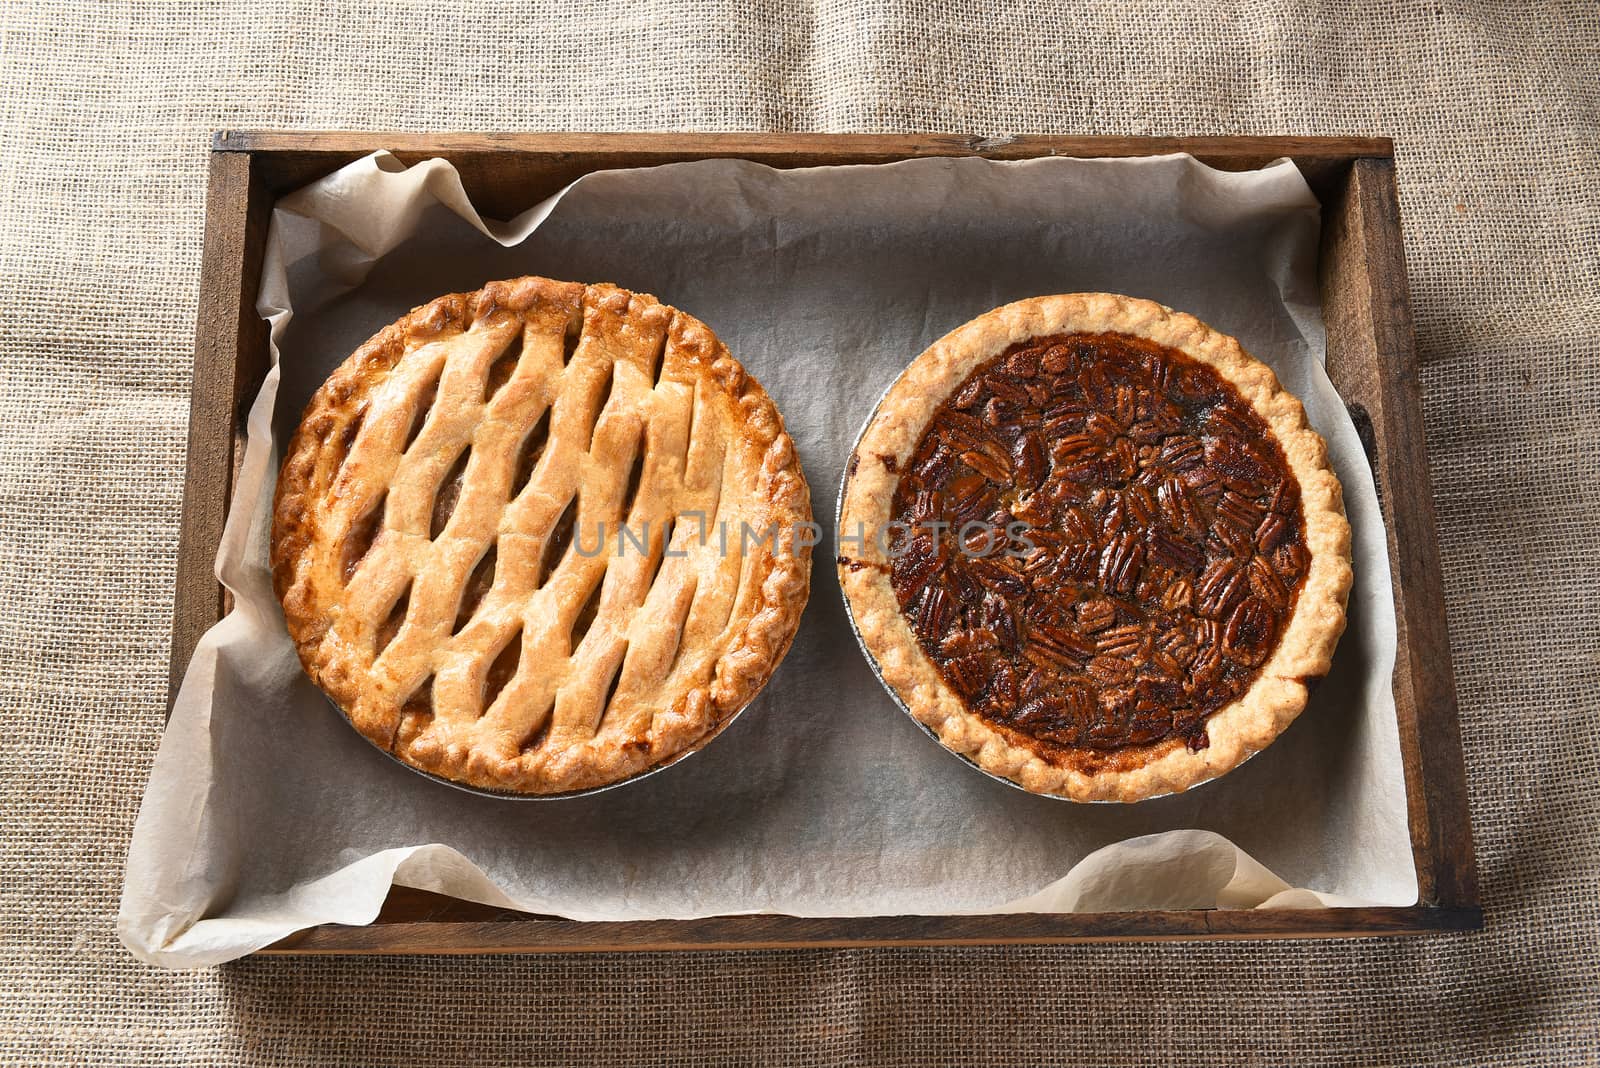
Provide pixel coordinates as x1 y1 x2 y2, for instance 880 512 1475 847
120 151 1415 968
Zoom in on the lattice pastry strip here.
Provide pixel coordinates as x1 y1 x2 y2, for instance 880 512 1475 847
273 277 813 794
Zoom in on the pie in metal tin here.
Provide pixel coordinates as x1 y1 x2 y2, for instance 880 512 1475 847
272 276 812 795
838 293 1351 802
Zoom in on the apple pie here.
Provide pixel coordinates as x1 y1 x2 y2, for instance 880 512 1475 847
272 276 812 794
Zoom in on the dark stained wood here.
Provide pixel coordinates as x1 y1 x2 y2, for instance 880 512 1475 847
260 902 1482 955
216 131 1394 160
1319 159 1479 909
167 152 272 707
372 886 532 924
167 132 1477 953
216 132 1391 220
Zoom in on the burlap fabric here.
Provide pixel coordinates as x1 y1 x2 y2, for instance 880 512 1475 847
2 1 1595 1063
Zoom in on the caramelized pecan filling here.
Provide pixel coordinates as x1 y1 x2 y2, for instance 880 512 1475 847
887 332 1308 762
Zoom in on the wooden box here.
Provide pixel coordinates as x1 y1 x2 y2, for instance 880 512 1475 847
171 133 1479 953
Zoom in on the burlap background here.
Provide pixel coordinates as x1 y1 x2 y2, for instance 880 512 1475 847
2 1 1595 1063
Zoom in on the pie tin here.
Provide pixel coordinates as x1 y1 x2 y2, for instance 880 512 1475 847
325 690 759 802
835 382 1246 805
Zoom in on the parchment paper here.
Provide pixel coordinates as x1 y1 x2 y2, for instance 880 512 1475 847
120 152 1416 968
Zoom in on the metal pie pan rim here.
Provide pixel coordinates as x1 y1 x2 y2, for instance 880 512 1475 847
322 692 757 802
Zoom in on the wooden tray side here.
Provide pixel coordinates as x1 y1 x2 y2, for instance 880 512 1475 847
168 153 272 705
261 898 1480 955
1319 159 1478 909
220 132 1392 218
163 133 1479 952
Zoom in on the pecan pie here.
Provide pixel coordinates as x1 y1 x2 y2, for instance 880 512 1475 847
839 294 1351 802
272 276 812 794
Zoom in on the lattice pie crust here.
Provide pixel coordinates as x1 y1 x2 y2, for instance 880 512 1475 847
273 277 812 794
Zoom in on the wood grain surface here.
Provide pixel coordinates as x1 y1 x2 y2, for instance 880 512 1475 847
1320 158 1479 909
167 152 271 706
217 131 1392 217
261 893 1481 955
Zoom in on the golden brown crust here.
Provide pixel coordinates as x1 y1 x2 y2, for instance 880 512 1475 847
839 293 1351 802
272 276 812 794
